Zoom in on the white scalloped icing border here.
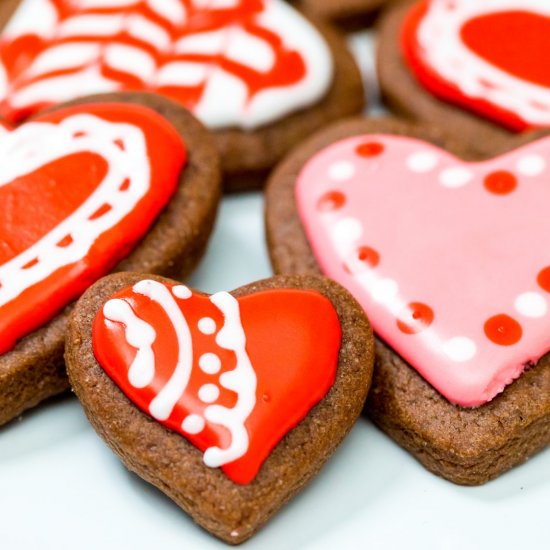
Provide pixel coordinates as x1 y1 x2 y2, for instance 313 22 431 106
0 113 150 308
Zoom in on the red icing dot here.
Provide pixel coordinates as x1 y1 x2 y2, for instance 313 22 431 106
537 267 550 293
397 302 434 335
357 246 380 268
317 191 346 211
484 171 517 195
356 142 384 157
484 314 522 346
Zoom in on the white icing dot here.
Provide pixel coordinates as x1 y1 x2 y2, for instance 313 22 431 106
443 337 476 362
198 317 216 335
172 285 192 299
439 167 473 188
371 278 399 305
515 292 547 318
407 151 439 173
332 217 363 244
517 155 546 176
182 414 205 434
199 353 222 374
329 161 355 181
199 384 220 404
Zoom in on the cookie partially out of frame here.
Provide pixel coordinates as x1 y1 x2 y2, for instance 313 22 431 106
0 0 365 190
0 92 221 426
265 116 550 485
377 0 517 159
295 0 388 27
65 272 375 544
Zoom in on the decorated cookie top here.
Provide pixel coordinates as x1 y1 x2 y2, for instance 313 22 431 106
296 133 550 407
0 103 185 355
0 0 333 128
402 0 550 131
92 280 341 484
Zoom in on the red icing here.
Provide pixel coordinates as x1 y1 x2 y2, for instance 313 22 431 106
356 246 380 268
538 267 550 293
0 103 186 354
484 314 523 346
401 1 550 131
317 190 346 211
356 142 385 157
0 0 307 122
92 283 341 484
397 302 434 335
484 170 518 195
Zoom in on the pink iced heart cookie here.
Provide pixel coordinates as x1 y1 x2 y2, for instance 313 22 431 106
296 133 550 407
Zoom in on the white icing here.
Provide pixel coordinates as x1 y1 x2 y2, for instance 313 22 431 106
442 336 477 362
439 167 473 188
407 151 439 173
0 113 150 309
328 161 356 181
172 285 192 299
199 352 221 374
198 383 220 403
416 0 550 126
1 0 333 130
198 317 216 335
203 291 257 468
105 282 258 470
515 292 547 318
132 280 194 422
103 298 156 388
182 414 205 434
517 154 546 176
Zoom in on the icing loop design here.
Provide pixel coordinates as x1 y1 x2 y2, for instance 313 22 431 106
403 0 550 130
296 134 550 407
0 103 186 354
0 0 333 128
93 281 341 484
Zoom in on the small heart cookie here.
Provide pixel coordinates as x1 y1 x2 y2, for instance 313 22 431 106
377 0 550 159
266 116 550 485
0 92 221 426
65 272 374 544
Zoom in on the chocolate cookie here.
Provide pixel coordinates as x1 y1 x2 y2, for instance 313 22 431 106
265 116 550 485
294 0 388 27
0 0 364 190
377 0 538 159
0 92 221 427
65 272 375 544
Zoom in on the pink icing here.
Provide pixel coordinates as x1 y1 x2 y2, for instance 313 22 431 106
296 134 550 407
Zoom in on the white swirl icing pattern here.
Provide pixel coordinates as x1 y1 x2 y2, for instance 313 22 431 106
0 114 150 308
102 280 258 469
1 0 334 129
416 0 550 126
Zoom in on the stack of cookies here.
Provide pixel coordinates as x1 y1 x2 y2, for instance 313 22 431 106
0 0 548 546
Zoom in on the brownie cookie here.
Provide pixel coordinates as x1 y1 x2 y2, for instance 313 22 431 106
0 0 364 190
0 92 221 427
377 0 546 159
265 116 550 485
65 272 375 544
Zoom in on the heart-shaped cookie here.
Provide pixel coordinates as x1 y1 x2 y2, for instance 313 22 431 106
402 0 550 131
65 272 374 543
0 92 221 427
0 0 332 129
265 117 550 485
0 102 185 355
93 279 342 484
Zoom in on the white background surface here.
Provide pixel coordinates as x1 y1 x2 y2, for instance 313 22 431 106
0 26 549 550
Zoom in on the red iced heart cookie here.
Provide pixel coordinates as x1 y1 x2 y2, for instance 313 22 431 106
402 0 550 131
0 103 185 354
296 132 550 407
0 0 331 129
92 279 341 484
